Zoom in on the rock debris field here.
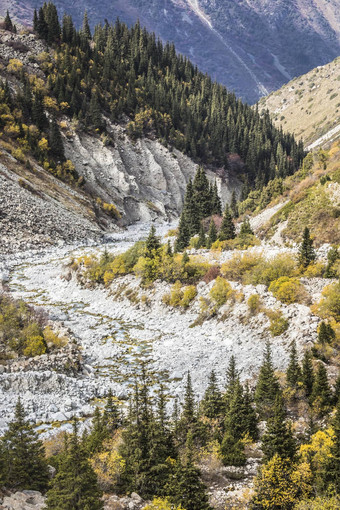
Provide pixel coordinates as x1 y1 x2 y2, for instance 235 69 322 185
0 223 321 437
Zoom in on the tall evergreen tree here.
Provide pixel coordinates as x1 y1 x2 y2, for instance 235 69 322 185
197 223 206 249
286 340 302 388
0 399 49 491
182 372 196 428
312 362 332 415
261 393 296 463
219 204 235 241
206 219 217 248
230 190 239 218
318 321 335 344
49 118 65 161
211 181 222 215
302 350 314 399
81 10 91 39
183 179 200 236
193 168 212 219
145 225 161 258
200 371 223 419
255 341 281 418
4 10 13 31
299 227 316 268
175 212 190 252
103 388 121 434
167 431 211 510
46 420 103 509
240 217 254 236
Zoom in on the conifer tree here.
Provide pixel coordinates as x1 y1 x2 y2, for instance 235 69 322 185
49 118 65 161
167 431 211 510
302 350 314 399
211 181 222 216
4 10 13 31
219 204 235 241
182 372 196 428
299 227 316 268
33 9 39 32
46 420 103 509
145 225 161 258
197 223 206 249
82 10 91 40
175 212 190 252
183 179 200 236
318 321 335 344
200 371 223 419
286 340 302 388
85 407 107 454
239 217 254 236
230 191 239 218
261 393 296 463
312 362 332 415
193 168 212 219
325 246 339 278
255 341 281 418
206 219 217 248
103 388 121 434
0 399 49 491
224 355 238 410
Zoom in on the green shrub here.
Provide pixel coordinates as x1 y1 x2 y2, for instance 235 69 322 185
210 277 233 307
23 335 46 357
314 281 340 321
163 282 197 308
267 310 289 336
248 294 262 315
269 277 308 304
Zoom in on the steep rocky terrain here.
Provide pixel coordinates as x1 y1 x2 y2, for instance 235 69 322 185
260 56 340 148
0 26 240 254
3 0 340 103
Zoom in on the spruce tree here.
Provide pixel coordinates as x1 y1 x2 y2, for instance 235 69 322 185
193 167 212 219
183 179 200 236
182 372 196 428
4 10 13 31
318 321 335 344
103 389 121 434
1 398 49 491
85 407 107 454
239 217 254 236
175 212 190 252
286 340 302 388
302 350 314 399
200 371 223 419
224 355 238 410
299 227 316 268
197 223 206 248
167 240 173 257
206 219 217 248
261 393 296 463
230 190 239 218
219 204 235 241
167 431 211 510
145 225 161 258
211 181 222 215
255 341 281 418
49 118 65 161
82 10 91 39
312 362 332 415
46 420 103 509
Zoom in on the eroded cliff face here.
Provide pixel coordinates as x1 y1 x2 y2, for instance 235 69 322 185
0 120 241 254
64 122 241 225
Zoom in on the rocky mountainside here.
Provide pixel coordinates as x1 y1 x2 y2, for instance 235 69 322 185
0 26 240 254
3 0 340 103
260 56 340 149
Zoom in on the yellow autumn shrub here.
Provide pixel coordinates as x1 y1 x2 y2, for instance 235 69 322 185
23 335 46 357
269 277 308 304
210 276 233 307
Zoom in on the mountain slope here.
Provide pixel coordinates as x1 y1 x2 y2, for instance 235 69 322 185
3 0 340 103
259 56 340 149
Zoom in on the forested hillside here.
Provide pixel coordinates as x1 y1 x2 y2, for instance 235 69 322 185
30 2 304 188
